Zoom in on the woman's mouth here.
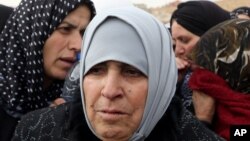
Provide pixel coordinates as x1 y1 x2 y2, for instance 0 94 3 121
60 57 76 68
97 109 128 122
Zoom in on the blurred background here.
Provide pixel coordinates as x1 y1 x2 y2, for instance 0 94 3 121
134 0 250 23
1 0 249 24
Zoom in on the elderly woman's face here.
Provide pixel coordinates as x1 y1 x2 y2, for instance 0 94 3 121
83 61 148 141
171 20 200 59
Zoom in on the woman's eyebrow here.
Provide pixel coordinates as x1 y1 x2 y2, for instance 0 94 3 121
60 21 77 28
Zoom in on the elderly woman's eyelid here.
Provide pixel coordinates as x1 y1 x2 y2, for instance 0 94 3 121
122 65 145 76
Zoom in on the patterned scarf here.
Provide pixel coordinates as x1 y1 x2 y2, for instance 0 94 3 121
0 0 95 118
190 19 250 140
190 19 250 93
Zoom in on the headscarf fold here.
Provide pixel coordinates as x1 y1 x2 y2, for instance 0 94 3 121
170 0 230 36
80 6 177 141
190 19 250 93
0 0 96 118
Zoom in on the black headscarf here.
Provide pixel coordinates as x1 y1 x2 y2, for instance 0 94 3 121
170 0 230 36
0 0 96 118
0 4 13 32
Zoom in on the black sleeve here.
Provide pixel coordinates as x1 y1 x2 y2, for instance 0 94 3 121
11 104 70 141
146 95 226 141
170 96 226 141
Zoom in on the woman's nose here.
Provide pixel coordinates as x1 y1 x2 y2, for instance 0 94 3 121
68 32 82 52
175 43 185 56
101 73 123 100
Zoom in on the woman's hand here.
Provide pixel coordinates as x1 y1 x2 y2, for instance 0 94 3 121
50 98 66 107
176 57 190 82
176 57 190 70
192 90 215 124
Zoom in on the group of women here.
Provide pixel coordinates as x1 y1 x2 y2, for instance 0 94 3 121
0 0 249 141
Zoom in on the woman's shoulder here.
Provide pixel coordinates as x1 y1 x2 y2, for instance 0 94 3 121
12 103 72 141
147 96 225 141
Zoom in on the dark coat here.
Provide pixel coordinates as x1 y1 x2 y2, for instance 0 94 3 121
12 96 225 141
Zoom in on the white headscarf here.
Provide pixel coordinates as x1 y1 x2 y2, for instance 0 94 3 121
80 6 177 141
